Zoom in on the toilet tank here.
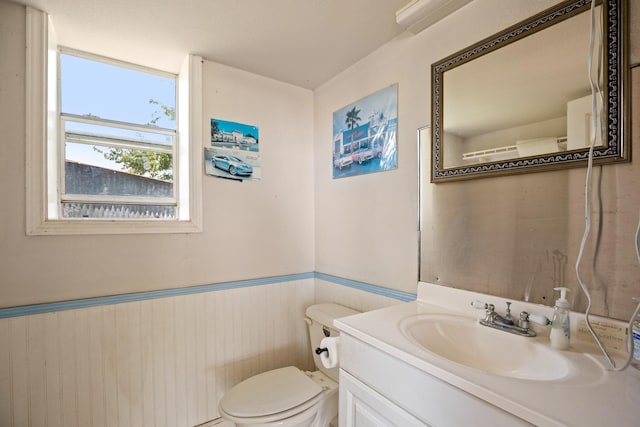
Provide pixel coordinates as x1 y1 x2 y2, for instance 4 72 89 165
305 303 359 381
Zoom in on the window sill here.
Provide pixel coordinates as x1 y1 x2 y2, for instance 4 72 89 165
27 218 202 236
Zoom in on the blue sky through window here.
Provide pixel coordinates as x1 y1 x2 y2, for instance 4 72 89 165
60 53 176 172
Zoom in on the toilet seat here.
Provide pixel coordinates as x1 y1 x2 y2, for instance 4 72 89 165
219 366 324 423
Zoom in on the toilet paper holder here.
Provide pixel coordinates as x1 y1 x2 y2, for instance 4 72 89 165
315 347 329 355
317 336 340 368
315 326 332 354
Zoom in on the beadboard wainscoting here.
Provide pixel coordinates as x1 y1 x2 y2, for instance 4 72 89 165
0 279 316 427
0 276 409 427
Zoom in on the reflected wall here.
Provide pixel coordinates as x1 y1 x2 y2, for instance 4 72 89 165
421 67 640 320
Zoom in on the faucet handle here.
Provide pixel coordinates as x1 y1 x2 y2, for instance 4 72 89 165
471 301 495 323
471 300 490 309
528 314 550 326
518 311 550 328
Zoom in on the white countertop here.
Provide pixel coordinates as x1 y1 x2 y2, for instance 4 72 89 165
334 282 640 427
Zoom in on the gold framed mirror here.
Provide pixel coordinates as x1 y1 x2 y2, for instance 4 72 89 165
431 0 628 182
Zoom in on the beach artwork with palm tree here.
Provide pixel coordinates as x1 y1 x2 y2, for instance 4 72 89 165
332 84 397 178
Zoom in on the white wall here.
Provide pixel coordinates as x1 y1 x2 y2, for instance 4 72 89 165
201 60 315 283
313 0 640 320
313 0 562 295
0 1 315 308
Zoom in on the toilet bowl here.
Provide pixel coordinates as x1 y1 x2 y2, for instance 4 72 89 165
218 304 359 427
218 367 338 427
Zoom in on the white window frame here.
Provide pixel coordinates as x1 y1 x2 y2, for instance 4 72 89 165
56 50 179 218
26 7 202 235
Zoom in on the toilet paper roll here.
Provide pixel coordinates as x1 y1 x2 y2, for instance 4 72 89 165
319 337 340 369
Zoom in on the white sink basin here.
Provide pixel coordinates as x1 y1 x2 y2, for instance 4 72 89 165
399 313 571 381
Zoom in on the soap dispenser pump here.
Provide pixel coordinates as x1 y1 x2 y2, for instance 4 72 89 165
550 287 571 350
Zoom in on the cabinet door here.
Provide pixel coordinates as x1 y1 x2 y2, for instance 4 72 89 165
340 370 426 427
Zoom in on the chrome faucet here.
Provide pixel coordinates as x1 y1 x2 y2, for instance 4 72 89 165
471 300 549 338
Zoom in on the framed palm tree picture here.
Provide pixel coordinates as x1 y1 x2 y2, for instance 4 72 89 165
332 84 398 178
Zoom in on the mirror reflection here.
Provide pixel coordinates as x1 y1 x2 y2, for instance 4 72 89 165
431 0 628 181
443 7 598 169
422 0 635 321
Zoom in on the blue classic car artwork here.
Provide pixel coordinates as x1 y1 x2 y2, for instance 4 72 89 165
212 154 253 176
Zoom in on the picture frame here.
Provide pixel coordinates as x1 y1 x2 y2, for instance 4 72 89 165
332 84 398 178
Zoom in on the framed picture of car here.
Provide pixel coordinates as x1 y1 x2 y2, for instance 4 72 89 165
206 118 261 181
332 84 398 179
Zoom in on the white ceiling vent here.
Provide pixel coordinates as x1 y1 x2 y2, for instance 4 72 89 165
396 0 473 34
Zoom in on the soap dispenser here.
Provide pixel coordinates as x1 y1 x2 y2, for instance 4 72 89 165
550 287 571 350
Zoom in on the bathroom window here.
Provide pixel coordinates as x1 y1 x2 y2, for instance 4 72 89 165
59 51 179 220
25 8 202 234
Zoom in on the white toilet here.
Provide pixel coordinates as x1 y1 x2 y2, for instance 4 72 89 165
218 303 359 427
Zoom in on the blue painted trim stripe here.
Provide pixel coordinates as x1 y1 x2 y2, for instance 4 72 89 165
0 272 415 319
0 272 314 319
314 272 416 302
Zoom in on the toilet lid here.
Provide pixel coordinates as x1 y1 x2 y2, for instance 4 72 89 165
220 366 323 418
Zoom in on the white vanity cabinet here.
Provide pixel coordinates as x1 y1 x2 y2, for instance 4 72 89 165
338 334 531 427
335 283 639 426
340 369 424 426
